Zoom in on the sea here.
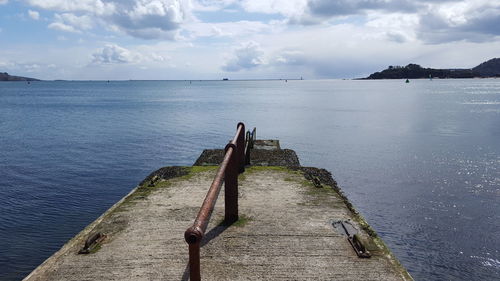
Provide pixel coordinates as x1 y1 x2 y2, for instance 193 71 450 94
0 79 499 280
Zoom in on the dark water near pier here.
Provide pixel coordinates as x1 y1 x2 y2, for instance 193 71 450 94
0 79 499 280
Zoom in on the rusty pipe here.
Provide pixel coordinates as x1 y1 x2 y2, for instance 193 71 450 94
188 242 201 281
185 147 234 244
184 123 244 242
184 122 245 281
231 123 244 145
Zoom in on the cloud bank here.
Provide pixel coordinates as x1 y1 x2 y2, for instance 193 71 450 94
222 41 265 72
91 44 140 64
1 0 498 80
28 0 190 39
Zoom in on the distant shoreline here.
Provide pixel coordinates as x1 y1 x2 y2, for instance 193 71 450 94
1 78 306 82
363 58 500 79
0 72 39 81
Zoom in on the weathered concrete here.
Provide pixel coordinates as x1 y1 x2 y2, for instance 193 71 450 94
194 140 300 167
23 165 412 281
253 139 281 150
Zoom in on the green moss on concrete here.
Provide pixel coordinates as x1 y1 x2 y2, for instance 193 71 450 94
218 214 253 228
245 166 291 173
300 173 413 280
242 165 410 279
347 206 413 280
119 166 217 211
178 166 218 181
240 166 300 183
84 166 220 253
238 173 247 182
88 243 102 254
116 182 168 212
232 214 253 227
286 167 412 280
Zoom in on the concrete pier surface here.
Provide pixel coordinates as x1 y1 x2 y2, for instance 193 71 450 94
24 141 412 281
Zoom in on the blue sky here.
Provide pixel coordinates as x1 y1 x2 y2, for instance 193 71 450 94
1 0 500 80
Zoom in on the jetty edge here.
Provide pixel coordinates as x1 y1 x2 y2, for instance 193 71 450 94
23 125 413 281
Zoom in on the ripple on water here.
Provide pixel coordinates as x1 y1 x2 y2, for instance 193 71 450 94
471 256 500 269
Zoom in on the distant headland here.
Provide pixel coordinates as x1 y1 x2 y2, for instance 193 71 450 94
364 58 500 79
0 72 40 81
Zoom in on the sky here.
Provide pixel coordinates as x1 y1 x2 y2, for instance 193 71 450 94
0 0 500 80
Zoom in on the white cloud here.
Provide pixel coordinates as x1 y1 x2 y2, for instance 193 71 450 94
417 1 500 43
91 44 142 64
34 0 499 46
54 13 94 31
149 52 167 62
27 0 116 15
89 43 169 66
273 50 307 65
0 60 13 68
222 41 265 72
192 0 237 12
111 0 187 34
285 0 500 44
186 20 275 38
9 0 500 80
0 60 55 74
28 0 191 40
48 22 80 33
253 23 425 77
28 10 40 20
24 63 41 72
0 0 8 5
385 31 408 43
306 0 419 17
365 13 418 43
240 0 308 17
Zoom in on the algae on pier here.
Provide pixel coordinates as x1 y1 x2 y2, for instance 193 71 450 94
23 139 412 281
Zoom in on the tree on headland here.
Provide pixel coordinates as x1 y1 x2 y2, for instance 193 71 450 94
0 72 40 81
365 58 500 79
472 58 500 77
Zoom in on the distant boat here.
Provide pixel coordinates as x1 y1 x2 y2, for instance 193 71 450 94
222 78 229 81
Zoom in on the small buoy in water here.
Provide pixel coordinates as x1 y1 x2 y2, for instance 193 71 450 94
405 79 410 83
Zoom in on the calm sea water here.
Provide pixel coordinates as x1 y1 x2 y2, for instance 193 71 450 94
0 79 499 280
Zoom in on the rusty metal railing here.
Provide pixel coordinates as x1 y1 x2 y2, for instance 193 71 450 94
184 122 246 281
245 127 256 165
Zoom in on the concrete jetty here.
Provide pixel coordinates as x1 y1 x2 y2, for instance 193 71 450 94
23 138 412 281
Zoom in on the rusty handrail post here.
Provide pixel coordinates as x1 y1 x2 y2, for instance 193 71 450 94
188 240 201 281
184 122 246 281
224 143 238 224
236 122 245 173
251 127 256 148
225 122 244 223
244 127 256 165
245 130 251 165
